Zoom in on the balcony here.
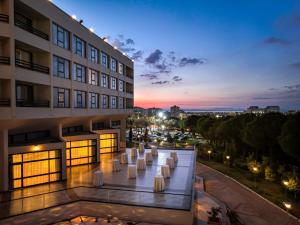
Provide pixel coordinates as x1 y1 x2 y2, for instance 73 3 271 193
0 13 9 23
16 100 49 107
0 56 9 65
0 99 10 107
15 58 49 74
14 14 49 41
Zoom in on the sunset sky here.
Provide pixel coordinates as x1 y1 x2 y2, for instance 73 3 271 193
55 0 300 110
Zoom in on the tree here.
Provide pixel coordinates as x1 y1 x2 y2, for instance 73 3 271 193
265 166 276 182
279 113 300 162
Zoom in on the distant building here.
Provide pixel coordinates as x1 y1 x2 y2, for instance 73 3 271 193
245 106 280 114
147 107 163 117
134 107 146 116
170 105 181 118
265 106 280 113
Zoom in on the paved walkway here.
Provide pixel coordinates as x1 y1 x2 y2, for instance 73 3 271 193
196 163 300 225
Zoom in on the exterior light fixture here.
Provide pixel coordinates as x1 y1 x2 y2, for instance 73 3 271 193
226 155 230 160
33 145 39 151
207 150 212 154
114 46 118 50
283 180 289 186
123 52 126 56
71 14 77 20
283 202 292 210
131 59 134 62
89 28 94 32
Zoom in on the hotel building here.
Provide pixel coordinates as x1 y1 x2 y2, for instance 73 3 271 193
0 0 134 191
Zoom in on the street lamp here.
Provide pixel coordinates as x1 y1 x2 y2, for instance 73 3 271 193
226 155 230 160
283 202 292 212
207 150 212 161
253 166 259 189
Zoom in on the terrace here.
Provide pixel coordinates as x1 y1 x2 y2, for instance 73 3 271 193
0 149 195 225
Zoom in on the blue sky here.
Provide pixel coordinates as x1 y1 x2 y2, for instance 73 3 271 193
54 0 300 110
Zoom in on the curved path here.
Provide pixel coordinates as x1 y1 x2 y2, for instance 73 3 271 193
196 163 300 225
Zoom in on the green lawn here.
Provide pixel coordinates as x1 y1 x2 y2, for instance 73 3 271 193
198 158 300 219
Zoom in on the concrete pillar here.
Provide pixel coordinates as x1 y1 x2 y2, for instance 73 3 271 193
0 130 9 191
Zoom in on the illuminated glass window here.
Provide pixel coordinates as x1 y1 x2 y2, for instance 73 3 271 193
9 150 61 189
66 139 97 166
99 133 118 154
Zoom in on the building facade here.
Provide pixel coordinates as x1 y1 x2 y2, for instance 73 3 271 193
0 0 134 191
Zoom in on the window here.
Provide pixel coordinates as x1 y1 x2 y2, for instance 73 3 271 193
89 92 99 109
73 63 86 83
74 90 86 108
99 133 118 153
52 23 69 49
73 35 85 57
118 62 124 75
66 140 97 166
118 97 124 109
53 56 70 79
101 73 108 88
101 51 108 68
119 80 124 92
111 77 117 90
9 150 61 189
111 58 117 72
88 45 98 63
110 96 117 109
88 69 99 86
62 125 83 136
53 87 70 108
101 95 108 109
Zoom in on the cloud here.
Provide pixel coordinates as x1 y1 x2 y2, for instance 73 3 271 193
269 88 279 91
109 35 136 53
140 73 158 80
131 50 144 60
172 76 182 82
145 49 163 64
263 37 290 45
284 84 300 90
290 62 300 68
179 57 207 67
151 80 169 85
253 97 273 100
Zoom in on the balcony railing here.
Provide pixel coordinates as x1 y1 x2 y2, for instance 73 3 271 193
0 13 9 23
16 100 50 107
0 99 10 107
15 59 49 74
0 56 10 65
14 16 49 40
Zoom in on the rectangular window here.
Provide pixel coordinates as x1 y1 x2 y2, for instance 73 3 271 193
88 69 99 86
53 55 70 79
53 87 70 108
119 80 124 92
9 150 61 189
111 58 117 72
74 90 86 108
118 62 124 75
99 133 118 153
89 92 99 109
111 77 117 90
66 140 96 166
101 51 108 68
101 73 108 88
73 35 86 57
88 45 98 63
118 97 124 109
73 63 86 83
101 95 108 109
52 23 69 49
110 96 117 109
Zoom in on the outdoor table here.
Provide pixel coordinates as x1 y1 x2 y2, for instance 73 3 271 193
153 175 165 192
139 142 145 153
151 146 158 156
170 151 178 163
131 148 138 157
112 159 121 172
145 152 153 164
127 165 137 179
166 157 175 169
92 170 104 186
161 165 170 178
136 158 146 170
120 153 128 164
